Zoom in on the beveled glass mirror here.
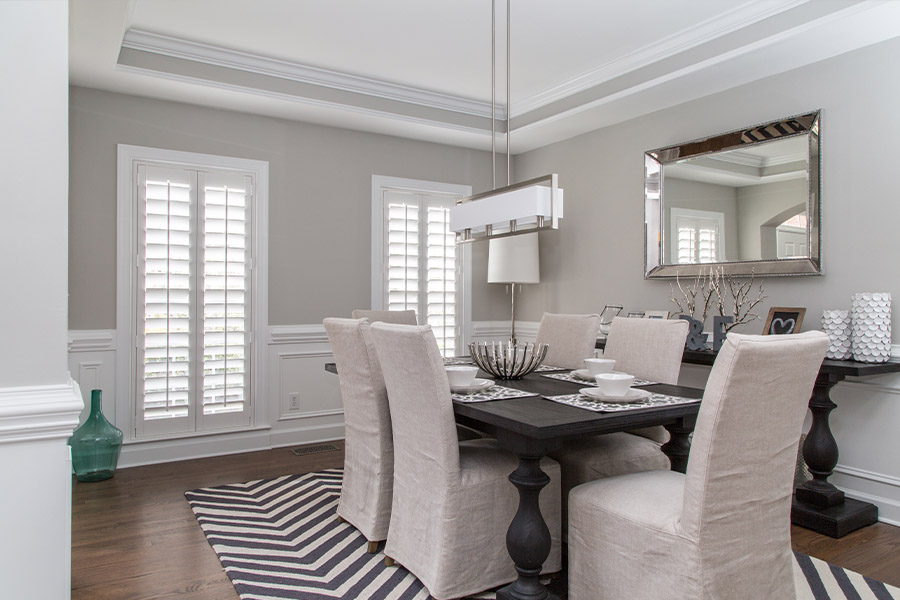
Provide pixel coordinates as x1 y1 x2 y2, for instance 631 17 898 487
644 111 820 278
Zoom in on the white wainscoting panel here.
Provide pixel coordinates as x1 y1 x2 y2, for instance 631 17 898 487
69 327 344 468
70 322 900 527
68 330 117 426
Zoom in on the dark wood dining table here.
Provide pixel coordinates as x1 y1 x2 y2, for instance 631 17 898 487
325 361 703 600
452 371 703 600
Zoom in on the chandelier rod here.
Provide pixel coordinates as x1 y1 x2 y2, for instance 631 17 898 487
491 0 495 190
506 0 511 187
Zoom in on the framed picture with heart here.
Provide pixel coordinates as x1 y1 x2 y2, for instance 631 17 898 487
763 307 807 335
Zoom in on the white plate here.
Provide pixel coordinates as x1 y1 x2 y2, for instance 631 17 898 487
571 369 629 381
451 378 495 394
578 387 651 403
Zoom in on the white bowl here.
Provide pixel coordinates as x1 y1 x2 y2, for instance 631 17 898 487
594 372 635 397
445 365 479 387
584 357 615 375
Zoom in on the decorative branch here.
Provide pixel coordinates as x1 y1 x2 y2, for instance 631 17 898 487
717 270 767 331
671 268 718 323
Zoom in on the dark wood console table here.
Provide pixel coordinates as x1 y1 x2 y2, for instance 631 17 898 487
598 341 900 538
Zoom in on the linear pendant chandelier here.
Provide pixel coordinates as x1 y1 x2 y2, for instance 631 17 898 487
449 0 564 244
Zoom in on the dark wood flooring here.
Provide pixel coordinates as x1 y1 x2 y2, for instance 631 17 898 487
71 443 900 599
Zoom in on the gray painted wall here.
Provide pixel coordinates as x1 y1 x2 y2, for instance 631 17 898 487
513 35 900 336
68 87 495 328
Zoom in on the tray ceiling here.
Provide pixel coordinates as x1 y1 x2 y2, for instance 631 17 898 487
69 0 900 152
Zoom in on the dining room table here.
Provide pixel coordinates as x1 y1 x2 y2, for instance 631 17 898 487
450 365 703 600
326 360 704 600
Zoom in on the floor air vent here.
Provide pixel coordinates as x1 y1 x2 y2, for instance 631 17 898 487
289 443 341 456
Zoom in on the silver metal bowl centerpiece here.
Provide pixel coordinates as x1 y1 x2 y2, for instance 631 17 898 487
468 341 549 379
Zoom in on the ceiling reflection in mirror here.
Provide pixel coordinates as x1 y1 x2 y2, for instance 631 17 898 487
645 111 820 278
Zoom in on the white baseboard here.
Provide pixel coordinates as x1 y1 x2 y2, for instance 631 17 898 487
117 422 345 468
831 465 900 527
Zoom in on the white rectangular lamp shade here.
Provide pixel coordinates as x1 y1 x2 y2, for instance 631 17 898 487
488 232 540 284
449 183 563 234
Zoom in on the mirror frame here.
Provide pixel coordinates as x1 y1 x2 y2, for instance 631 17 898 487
644 110 821 279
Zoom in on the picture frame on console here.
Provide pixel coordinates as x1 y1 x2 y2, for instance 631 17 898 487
644 310 670 319
763 307 806 335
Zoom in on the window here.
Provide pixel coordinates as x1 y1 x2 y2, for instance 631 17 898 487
117 146 268 440
371 176 471 356
670 208 725 265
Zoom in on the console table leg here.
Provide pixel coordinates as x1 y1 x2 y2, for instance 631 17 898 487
497 456 557 600
795 374 845 506
791 372 878 537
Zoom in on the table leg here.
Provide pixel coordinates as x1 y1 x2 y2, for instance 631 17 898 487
497 454 558 600
791 372 878 537
662 416 695 474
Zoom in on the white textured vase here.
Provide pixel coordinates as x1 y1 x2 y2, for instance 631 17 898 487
822 309 852 360
850 292 892 363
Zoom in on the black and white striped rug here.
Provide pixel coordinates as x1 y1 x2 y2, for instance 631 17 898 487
186 469 899 600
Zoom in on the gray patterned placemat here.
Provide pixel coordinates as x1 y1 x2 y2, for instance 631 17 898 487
452 385 538 403
534 364 569 372
544 391 700 412
541 371 656 387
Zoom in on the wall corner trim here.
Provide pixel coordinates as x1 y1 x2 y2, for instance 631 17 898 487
0 377 85 444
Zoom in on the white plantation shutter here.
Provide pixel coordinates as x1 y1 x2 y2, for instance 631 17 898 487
426 206 456 356
386 199 419 313
673 210 723 265
677 226 696 265
381 187 461 356
200 174 250 422
135 164 252 437
140 171 193 428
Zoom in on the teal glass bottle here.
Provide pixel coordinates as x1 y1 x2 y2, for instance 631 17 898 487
69 389 123 482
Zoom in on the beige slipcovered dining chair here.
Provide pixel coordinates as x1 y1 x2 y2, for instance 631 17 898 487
549 317 689 526
533 312 601 370
351 309 417 325
369 322 562 600
604 316 689 442
567 331 828 600
323 317 393 553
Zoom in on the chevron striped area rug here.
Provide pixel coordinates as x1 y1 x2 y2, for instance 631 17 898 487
186 469 899 600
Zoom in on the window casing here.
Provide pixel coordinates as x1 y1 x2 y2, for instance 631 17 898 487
117 145 268 441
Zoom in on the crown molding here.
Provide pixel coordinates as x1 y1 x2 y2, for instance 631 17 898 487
511 0 809 116
121 29 506 121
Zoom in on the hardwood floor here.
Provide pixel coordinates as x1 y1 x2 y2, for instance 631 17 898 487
71 443 900 599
